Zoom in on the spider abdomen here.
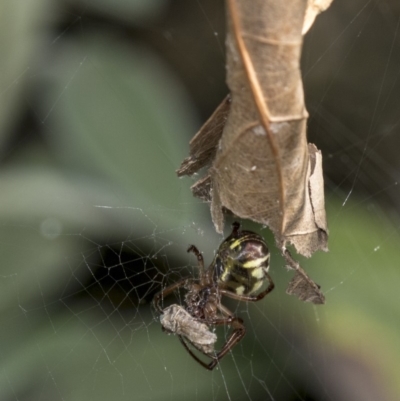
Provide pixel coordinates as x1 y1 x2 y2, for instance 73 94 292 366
213 231 270 296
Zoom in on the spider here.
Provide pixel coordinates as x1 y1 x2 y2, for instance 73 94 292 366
153 222 274 370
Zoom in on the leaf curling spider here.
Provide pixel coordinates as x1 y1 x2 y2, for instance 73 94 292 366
153 222 274 370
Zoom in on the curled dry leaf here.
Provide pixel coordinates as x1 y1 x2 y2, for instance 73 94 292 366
283 249 325 304
177 0 333 304
303 0 334 34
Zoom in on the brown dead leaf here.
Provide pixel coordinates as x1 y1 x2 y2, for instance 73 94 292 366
303 0 334 34
283 249 325 304
177 95 230 178
177 0 333 304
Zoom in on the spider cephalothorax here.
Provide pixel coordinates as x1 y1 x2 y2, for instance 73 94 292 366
153 222 274 370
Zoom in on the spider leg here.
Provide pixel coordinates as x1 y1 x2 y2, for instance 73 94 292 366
154 246 204 313
178 335 218 370
231 221 241 238
207 315 245 370
187 244 204 270
152 278 188 314
220 272 274 302
178 304 246 371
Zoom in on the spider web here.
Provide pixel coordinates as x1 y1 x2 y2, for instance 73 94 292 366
0 1 399 400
